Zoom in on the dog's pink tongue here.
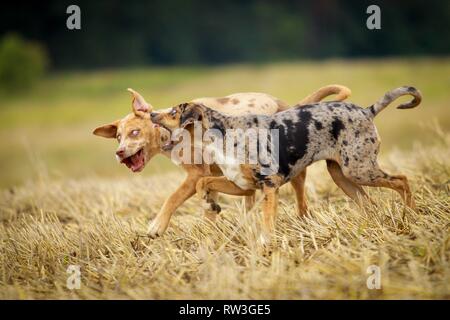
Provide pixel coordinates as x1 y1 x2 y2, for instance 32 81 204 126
130 151 144 172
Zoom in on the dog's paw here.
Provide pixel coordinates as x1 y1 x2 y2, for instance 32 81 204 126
200 197 221 213
147 218 168 238
206 202 221 214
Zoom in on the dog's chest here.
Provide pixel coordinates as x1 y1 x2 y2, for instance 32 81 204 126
205 144 252 190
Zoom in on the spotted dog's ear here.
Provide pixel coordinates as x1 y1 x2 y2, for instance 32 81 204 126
180 103 204 128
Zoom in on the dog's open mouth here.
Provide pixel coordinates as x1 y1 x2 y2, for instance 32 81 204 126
121 148 145 172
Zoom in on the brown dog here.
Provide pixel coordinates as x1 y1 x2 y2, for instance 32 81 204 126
93 85 361 237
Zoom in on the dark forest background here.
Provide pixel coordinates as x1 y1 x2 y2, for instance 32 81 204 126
1 0 449 70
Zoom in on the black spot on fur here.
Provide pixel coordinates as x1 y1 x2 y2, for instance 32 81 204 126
180 107 200 127
370 137 375 143
254 169 276 186
344 157 349 166
210 202 221 213
294 104 314 111
330 118 345 140
253 118 259 125
343 140 348 146
254 170 263 181
273 110 312 177
314 120 323 130
263 179 276 188
355 130 360 138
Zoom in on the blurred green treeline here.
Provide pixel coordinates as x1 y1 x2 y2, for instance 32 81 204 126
1 0 449 70
0 34 48 92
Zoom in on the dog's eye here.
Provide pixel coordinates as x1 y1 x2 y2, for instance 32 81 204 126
130 129 140 136
170 109 177 117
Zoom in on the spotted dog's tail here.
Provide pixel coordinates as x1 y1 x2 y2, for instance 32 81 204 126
368 86 422 117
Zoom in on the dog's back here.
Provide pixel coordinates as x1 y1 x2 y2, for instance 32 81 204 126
192 92 285 116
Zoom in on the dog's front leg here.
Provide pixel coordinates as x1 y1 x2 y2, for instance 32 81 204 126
147 171 202 237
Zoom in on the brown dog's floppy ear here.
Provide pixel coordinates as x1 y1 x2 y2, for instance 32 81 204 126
93 120 119 138
180 103 203 128
127 88 153 116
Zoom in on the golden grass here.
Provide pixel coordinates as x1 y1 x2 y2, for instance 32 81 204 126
1 127 448 299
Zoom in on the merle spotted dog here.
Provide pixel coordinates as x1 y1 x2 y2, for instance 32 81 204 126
151 86 422 244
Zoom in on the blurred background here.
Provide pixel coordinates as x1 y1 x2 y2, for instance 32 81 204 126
0 0 449 187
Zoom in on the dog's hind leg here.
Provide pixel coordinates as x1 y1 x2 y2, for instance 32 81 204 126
364 172 414 209
342 162 414 209
340 135 414 208
290 169 308 217
326 160 371 206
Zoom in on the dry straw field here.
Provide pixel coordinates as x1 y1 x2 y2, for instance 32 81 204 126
0 58 449 299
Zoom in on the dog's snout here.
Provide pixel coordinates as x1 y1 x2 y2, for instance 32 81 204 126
116 148 125 157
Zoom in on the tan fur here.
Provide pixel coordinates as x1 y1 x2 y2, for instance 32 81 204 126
93 85 354 237
260 183 279 245
294 84 352 108
192 92 280 115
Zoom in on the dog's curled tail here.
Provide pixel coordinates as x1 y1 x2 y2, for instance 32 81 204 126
295 84 352 107
368 86 422 117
